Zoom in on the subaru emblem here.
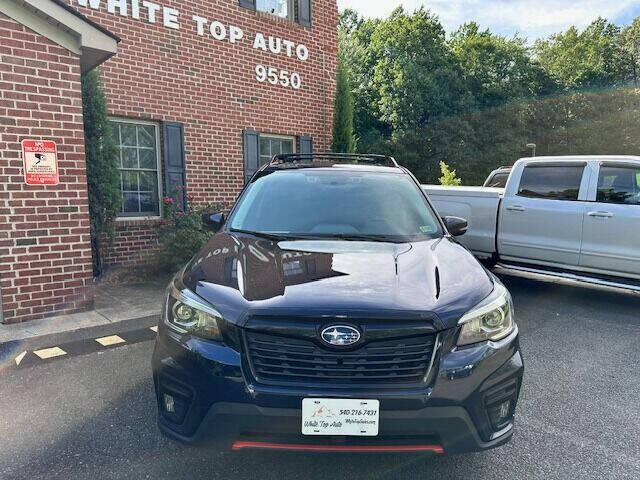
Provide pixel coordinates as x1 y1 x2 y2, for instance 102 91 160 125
320 325 361 346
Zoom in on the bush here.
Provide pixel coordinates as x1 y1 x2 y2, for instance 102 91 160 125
332 56 357 153
439 161 463 185
82 70 120 275
155 196 222 273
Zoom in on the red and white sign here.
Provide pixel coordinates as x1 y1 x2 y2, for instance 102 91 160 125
22 140 59 186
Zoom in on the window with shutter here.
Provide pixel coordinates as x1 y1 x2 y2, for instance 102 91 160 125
239 0 311 26
244 131 298 183
110 119 162 218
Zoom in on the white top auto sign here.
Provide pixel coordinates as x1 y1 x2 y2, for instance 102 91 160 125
75 0 309 89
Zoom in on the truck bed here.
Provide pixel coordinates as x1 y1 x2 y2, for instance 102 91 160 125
422 185 503 258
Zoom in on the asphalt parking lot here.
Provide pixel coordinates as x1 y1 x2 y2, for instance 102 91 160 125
1 274 639 480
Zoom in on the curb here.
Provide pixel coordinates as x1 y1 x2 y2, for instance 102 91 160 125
0 315 159 372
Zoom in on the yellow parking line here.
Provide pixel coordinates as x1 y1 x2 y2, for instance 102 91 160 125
15 351 27 366
95 335 126 347
34 347 67 359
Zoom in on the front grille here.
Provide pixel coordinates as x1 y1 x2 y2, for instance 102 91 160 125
245 331 437 387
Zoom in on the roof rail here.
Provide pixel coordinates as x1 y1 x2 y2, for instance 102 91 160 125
270 153 400 168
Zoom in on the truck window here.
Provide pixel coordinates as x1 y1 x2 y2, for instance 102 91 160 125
486 173 509 188
517 165 584 201
597 166 640 206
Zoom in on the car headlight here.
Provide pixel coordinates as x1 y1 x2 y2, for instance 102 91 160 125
164 280 222 341
457 282 515 346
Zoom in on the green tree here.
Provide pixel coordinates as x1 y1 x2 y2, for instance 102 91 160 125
338 8 362 34
369 7 472 132
338 10 388 148
81 70 121 276
332 56 356 153
450 22 556 108
534 18 629 89
439 161 462 186
621 18 640 85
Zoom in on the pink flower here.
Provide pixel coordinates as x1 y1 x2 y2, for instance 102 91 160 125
163 196 175 205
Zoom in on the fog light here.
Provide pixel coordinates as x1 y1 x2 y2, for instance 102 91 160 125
488 399 514 430
497 400 510 419
163 393 176 413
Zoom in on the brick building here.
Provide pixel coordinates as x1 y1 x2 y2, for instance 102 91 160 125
0 0 338 324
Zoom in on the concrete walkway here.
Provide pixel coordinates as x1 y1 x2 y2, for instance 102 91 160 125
0 280 166 344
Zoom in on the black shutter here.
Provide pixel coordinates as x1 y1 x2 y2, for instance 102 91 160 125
239 0 256 10
163 122 187 210
243 130 260 184
298 0 312 27
299 135 313 154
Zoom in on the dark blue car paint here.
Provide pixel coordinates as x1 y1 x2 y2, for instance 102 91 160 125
152 165 524 454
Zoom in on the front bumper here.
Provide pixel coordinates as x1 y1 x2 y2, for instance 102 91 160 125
152 325 523 455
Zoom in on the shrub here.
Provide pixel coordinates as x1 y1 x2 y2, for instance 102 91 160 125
332 55 357 153
82 70 120 276
155 196 222 273
439 161 463 186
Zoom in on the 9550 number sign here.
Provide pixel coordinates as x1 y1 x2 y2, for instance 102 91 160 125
255 64 302 89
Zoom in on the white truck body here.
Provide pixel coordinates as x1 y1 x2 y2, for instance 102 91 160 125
424 156 640 281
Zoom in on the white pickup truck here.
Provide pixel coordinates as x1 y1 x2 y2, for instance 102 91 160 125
424 156 640 284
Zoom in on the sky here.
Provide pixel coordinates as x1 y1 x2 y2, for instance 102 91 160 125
336 0 640 41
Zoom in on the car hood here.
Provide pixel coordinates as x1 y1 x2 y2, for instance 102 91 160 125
182 232 494 330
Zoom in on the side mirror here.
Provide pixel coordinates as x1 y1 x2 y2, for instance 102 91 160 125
443 216 468 237
202 212 225 232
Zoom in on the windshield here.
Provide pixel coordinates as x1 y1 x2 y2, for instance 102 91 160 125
228 169 442 241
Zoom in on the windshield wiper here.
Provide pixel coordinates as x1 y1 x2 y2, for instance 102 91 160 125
228 229 316 241
321 233 399 243
229 229 401 243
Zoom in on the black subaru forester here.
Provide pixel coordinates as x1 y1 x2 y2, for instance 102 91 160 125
152 153 523 454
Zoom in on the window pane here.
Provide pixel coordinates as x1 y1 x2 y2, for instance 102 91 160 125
256 0 289 18
518 166 584 201
117 147 124 168
281 139 294 154
122 171 138 192
121 124 137 146
260 138 270 157
138 125 155 148
597 166 640 205
139 149 156 169
139 171 157 192
139 192 158 214
272 140 284 155
487 173 509 188
122 192 140 213
122 147 138 168
110 120 161 217
108 123 119 144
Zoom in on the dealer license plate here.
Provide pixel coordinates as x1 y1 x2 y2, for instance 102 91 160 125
302 398 380 436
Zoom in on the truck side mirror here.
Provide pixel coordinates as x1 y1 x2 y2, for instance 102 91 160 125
202 212 225 232
443 216 468 237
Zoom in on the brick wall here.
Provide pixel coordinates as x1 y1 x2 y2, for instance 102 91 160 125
103 219 161 267
0 13 93 323
65 0 338 269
